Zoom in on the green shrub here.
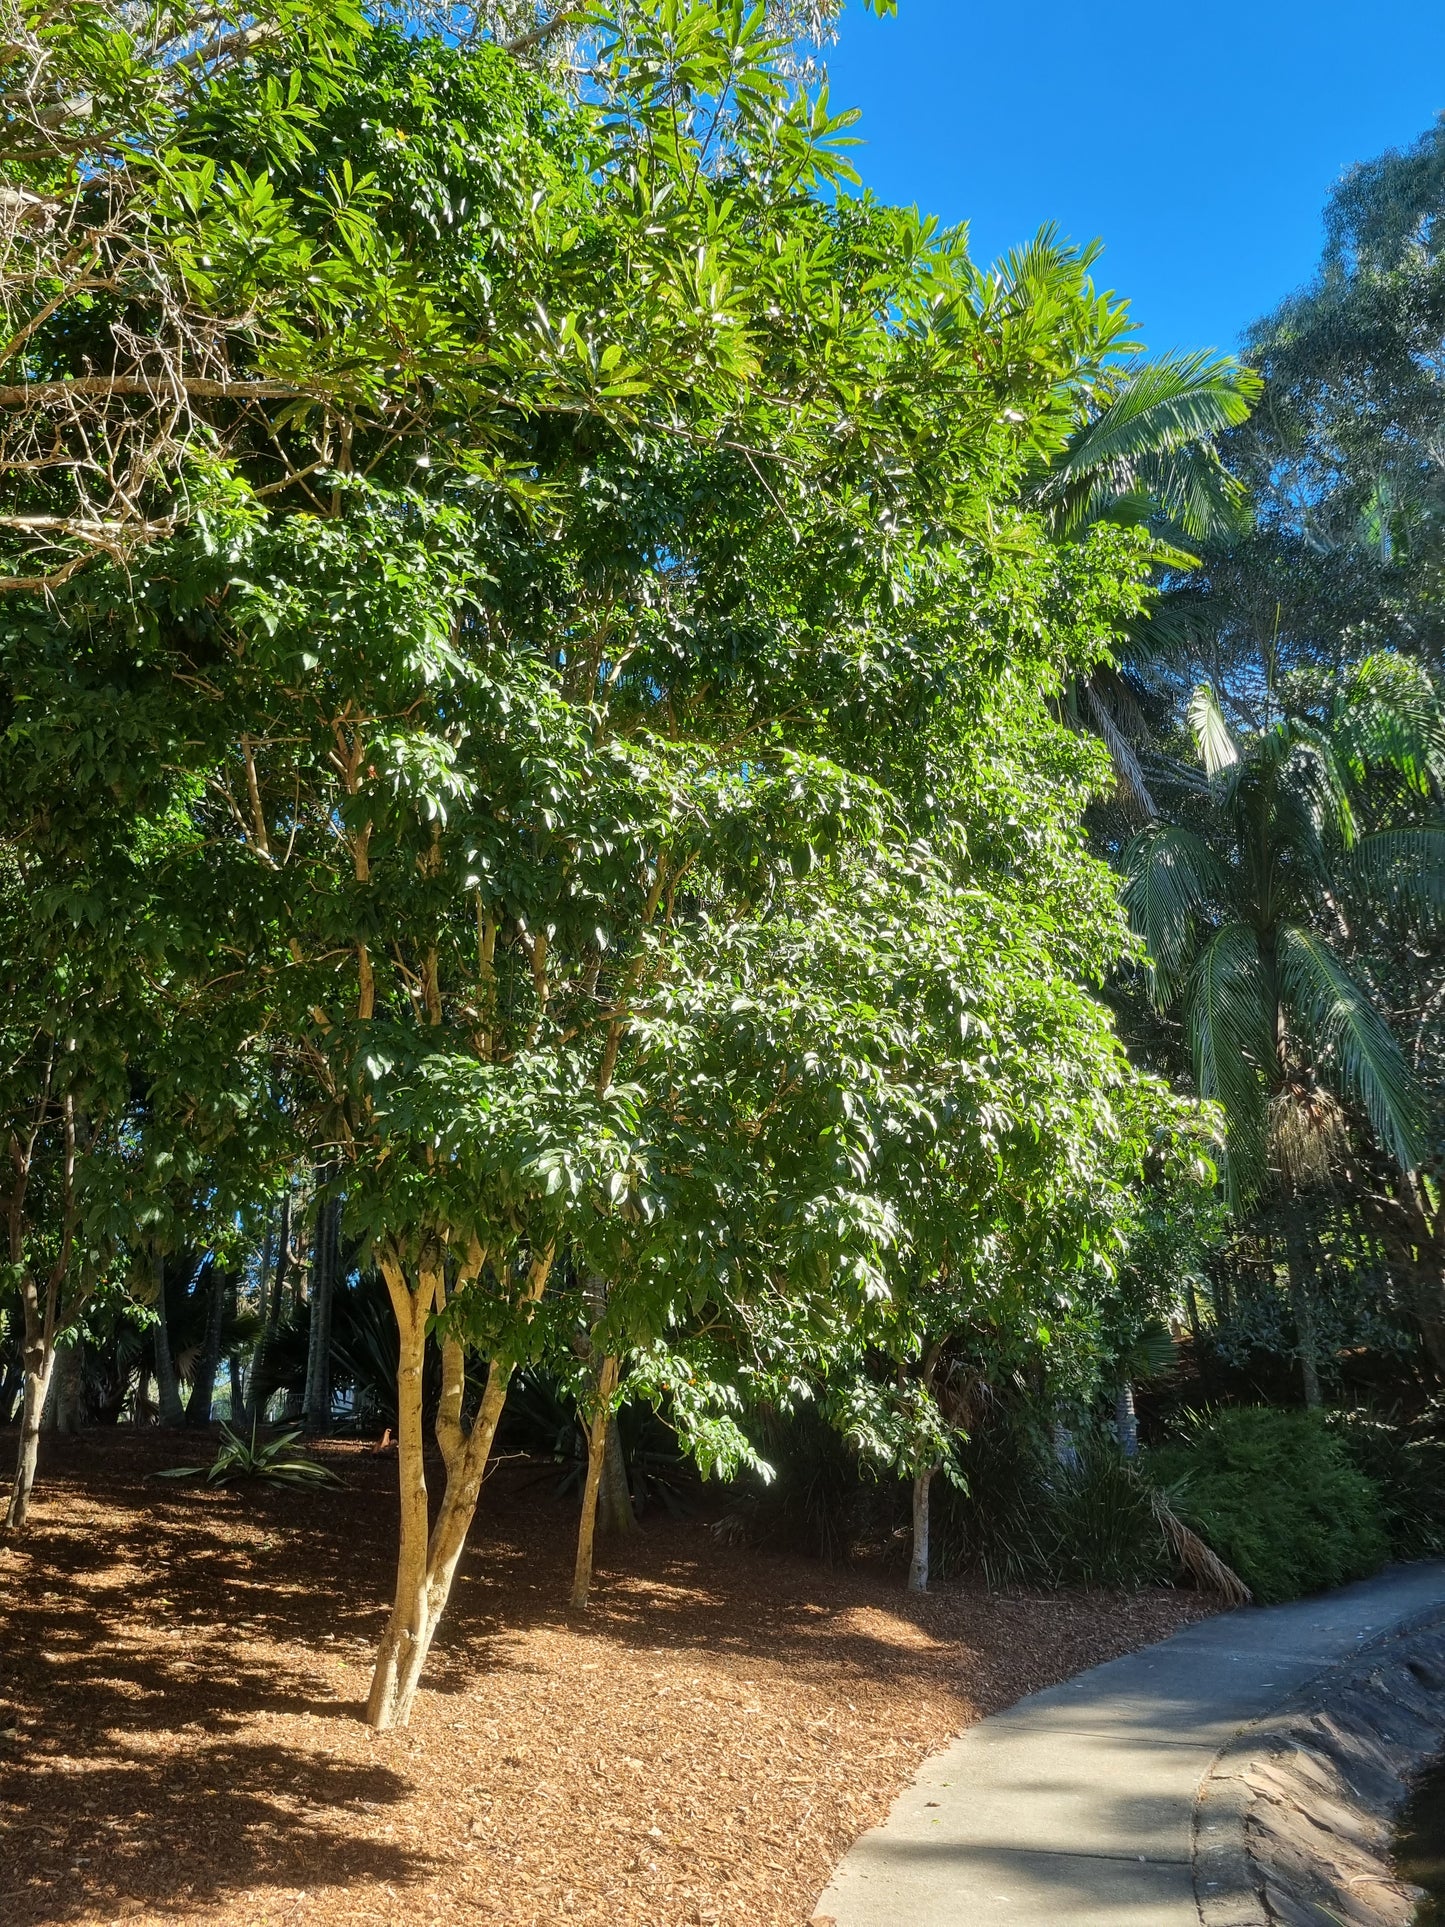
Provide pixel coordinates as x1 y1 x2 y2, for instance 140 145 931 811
1150 1408 1390 1605
1328 1414 1445 1560
935 1414 1169 1590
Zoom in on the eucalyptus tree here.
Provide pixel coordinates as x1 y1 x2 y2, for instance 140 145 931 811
1122 655 1445 1394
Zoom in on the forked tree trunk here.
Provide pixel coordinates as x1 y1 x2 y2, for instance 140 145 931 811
908 1464 937 1594
571 1355 620 1610
6 1335 57 1530
366 1244 553 1731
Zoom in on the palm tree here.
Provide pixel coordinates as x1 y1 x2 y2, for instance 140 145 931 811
1033 349 1262 817
1122 654 1445 1397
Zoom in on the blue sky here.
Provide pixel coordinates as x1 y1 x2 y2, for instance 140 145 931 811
826 0 1445 357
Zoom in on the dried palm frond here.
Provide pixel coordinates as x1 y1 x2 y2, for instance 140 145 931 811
1269 1081 1348 1190
1149 1487 1253 1606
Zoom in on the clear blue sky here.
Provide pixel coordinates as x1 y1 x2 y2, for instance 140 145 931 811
826 0 1445 356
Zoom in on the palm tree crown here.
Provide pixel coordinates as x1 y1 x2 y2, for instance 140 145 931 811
1122 655 1445 1199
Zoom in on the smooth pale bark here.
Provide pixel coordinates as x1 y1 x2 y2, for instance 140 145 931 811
1115 1381 1139 1458
366 1244 553 1732
571 1355 620 1610
50 1338 82 1435
6 1341 57 1529
907 1465 937 1593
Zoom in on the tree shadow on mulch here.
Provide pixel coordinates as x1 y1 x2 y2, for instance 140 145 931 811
0 1430 1208 1925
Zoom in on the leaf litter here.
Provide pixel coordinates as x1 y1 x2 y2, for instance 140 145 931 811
0 1434 1212 1926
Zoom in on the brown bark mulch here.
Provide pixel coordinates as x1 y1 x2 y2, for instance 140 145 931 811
0 1433 1214 1927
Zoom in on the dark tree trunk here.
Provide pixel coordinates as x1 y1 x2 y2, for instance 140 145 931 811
152 1257 186 1428
598 1413 636 1535
303 1171 339 1434
186 1262 228 1427
249 1194 291 1425
1284 1215 1323 1409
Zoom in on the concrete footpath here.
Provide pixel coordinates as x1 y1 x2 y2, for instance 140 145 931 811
814 1562 1445 1927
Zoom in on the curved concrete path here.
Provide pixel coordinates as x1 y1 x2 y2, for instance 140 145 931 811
814 1562 1445 1927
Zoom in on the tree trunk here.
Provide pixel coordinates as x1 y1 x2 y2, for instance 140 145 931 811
366 1243 553 1731
303 1177 339 1434
5 1334 57 1530
187 1263 227 1427
50 1337 82 1435
599 1411 636 1535
1285 1216 1323 1409
571 1355 620 1610
249 1194 291 1426
1115 1380 1139 1458
907 1464 936 1593
152 1260 186 1428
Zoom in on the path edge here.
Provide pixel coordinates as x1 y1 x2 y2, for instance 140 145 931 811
1192 1599 1445 1927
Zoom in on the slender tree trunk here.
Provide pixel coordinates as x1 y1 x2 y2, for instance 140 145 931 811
249 1195 291 1426
572 1355 620 1610
6 1316 57 1530
227 1264 244 1418
599 1412 636 1535
51 1337 82 1435
0 1357 21 1427
187 1263 227 1427
1115 1380 1139 1458
303 1176 338 1434
366 1244 554 1731
1285 1216 1323 1409
908 1464 937 1594
152 1260 186 1429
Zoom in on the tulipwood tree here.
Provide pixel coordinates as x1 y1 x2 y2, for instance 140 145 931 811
1 2 1197 1726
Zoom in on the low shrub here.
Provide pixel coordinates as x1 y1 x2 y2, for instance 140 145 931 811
934 1413 1169 1590
1151 1407 1390 1604
1328 1413 1445 1560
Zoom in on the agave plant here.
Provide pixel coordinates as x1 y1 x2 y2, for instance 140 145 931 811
153 1417 339 1488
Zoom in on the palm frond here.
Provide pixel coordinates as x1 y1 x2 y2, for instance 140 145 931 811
1059 352 1260 475
1331 652 1445 795
1350 826 1445 924
1084 679 1157 818
1121 824 1225 1003
1184 923 1274 1201
1275 925 1425 1172
1186 683 1240 777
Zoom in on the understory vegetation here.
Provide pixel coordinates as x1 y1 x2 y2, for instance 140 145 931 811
2 0 1445 1747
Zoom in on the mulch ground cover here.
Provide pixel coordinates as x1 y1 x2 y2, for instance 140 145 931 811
0 1432 1213 1927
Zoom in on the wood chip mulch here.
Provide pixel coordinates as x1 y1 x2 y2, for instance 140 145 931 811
0 1432 1214 1927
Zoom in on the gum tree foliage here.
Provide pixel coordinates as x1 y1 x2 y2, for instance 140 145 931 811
3 2 1194 1727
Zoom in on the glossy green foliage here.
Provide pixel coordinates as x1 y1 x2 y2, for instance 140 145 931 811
0 5 1212 1510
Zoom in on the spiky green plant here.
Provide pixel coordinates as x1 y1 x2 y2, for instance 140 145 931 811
153 1417 339 1488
